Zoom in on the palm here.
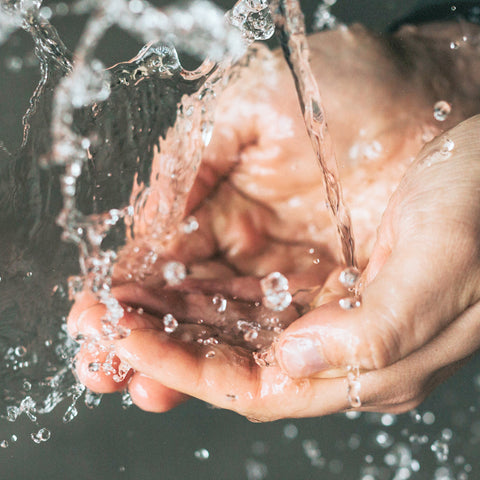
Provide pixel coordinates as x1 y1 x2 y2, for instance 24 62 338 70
69 23 480 416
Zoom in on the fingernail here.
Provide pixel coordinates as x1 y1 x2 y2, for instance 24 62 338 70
278 336 328 378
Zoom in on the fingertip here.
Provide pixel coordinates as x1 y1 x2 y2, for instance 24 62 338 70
67 290 100 337
128 373 188 413
75 349 132 394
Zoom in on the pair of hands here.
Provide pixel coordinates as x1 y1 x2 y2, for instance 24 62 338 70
68 22 480 420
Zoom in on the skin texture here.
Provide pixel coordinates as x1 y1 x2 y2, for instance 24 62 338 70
68 21 480 420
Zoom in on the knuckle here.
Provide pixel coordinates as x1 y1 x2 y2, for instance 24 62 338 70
361 308 403 370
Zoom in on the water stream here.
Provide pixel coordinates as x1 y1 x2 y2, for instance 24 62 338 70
1 1 479 479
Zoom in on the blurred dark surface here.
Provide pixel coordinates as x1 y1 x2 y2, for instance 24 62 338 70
2 1 480 479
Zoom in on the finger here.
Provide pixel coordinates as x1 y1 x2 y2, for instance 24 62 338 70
75 347 132 394
113 328 357 420
276 118 480 377
69 302 162 340
67 290 100 337
128 373 189 413
354 297 480 412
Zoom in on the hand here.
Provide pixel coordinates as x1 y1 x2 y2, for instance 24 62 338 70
68 22 480 419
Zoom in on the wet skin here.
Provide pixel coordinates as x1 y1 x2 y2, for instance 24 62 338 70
68 21 480 419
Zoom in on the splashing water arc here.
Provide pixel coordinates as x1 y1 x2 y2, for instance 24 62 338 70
0 0 358 424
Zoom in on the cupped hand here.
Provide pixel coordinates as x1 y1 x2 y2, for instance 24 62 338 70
69 22 480 418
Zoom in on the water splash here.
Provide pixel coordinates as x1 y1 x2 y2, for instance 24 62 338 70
271 0 357 268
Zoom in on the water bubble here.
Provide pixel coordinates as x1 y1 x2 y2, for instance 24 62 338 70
0 440 8 448
163 313 178 333
121 391 133 409
433 101 452 122
88 362 101 373
39 6 52 19
347 433 361 450
6 405 20 422
384 443 412 467
194 448 210 460
163 261 186 286
205 350 216 358
302 439 323 465
313 0 339 31
422 411 436 425
283 423 298 439
450 41 459 50
226 0 275 42
338 267 360 289
260 272 292 311
10 435 17 443
245 458 268 480
23 380 32 391
31 428 51 444
441 428 453 442
15 346 27 358
212 294 227 313
183 215 199 234
381 414 397 426
347 365 361 408
375 431 394 449
253 347 276 368
62 404 78 423
129 0 144 14
339 297 361 310
244 329 259 342
85 389 103 409
345 411 361 420
431 440 449 462
5 55 23 73
20 396 37 422
409 434 429 445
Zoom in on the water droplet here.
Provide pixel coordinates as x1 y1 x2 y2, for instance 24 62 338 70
431 440 449 462
422 411 436 425
62 405 78 423
5 55 23 73
88 362 101 373
6 405 20 422
450 41 459 50
163 261 186 286
283 423 298 439
375 431 394 448
31 428 51 444
260 272 292 311
212 294 227 313
183 215 199 234
347 365 361 408
85 389 103 409
10 435 17 443
121 391 133 409
338 267 360 289
205 350 216 358
245 458 268 479
244 329 259 342
194 448 210 460
339 297 361 310
433 101 452 121
1 440 8 448
163 313 178 333
15 346 27 357
226 0 275 42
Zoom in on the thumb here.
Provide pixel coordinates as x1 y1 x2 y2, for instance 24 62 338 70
276 115 480 378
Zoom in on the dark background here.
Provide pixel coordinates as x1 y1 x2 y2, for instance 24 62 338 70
2 1 480 479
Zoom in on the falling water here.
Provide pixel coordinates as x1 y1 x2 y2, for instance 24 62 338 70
271 0 357 268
